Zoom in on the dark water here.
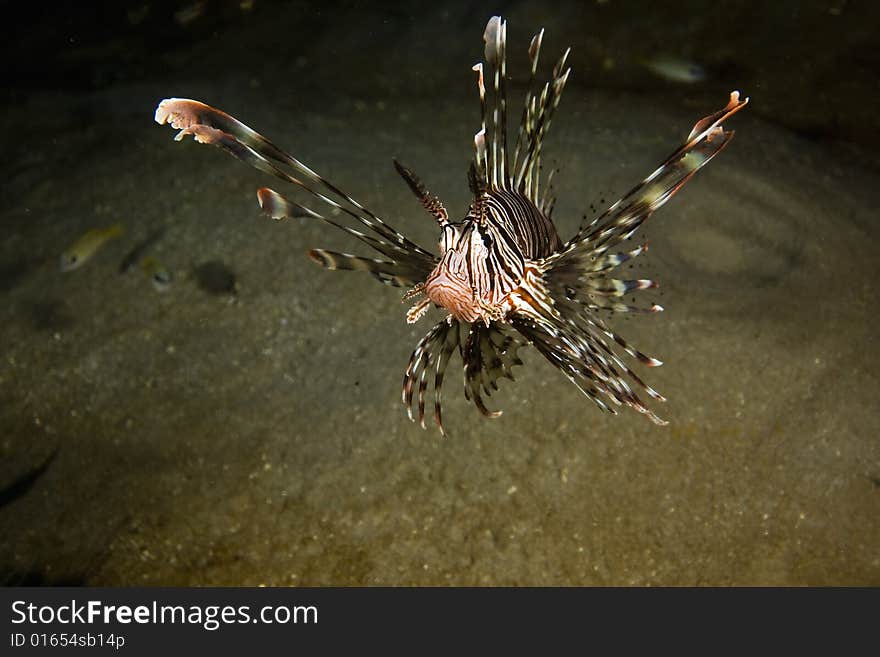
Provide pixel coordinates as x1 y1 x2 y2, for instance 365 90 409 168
1 0 877 585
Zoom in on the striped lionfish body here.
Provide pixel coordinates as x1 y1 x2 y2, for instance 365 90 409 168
155 16 747 434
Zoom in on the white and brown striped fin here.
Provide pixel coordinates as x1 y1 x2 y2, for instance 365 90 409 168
471 65 488 181
308 250 415 288
514 46 570 200
522 96 746 423
473 16 570 197
402 319 527 434
542 241 658 313
256 187 320 220
482 16 507 188
461 322 525 418
540 91 747 330
539 165 558 217
590 277 658 298
403 319 458 434
511 306 668 425
512 28 544 182
257 188 434 284
154 98 436 265
562 91 749 260
585 298 664 315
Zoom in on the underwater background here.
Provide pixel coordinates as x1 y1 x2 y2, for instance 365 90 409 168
1 0 878 585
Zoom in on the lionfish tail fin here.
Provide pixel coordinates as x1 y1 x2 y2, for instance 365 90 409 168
155 98 436 288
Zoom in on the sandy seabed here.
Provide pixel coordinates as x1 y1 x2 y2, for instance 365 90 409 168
1 2 878 586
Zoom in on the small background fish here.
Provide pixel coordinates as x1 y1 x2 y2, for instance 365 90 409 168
642 55 707 83
140 256 174 292
59 222 124 272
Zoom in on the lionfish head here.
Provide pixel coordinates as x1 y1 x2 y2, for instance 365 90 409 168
424 219 494 324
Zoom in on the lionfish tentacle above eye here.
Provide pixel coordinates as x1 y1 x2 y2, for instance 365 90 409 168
392 159 449 226
155 15 746 434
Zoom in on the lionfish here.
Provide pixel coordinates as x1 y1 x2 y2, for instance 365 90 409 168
155 16 746 434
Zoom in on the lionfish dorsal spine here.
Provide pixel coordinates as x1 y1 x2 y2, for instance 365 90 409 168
474 17 571 204
471 64 488 181
516 48 570 199
511 28 544 175
483 16 504 188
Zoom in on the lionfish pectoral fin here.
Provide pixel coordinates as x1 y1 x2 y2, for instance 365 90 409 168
401 320 528 433
522 83 740 425
686 91 749 144
257 187 318 220
543 94 746 334
510 271 667 426
473 396 503 418
307 249 415 288
155 98 437 282
556 91 747 268
259 188 436 286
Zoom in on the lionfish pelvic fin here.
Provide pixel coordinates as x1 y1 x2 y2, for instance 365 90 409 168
403 319 527 434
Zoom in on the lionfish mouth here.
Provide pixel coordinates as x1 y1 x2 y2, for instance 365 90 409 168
154 16 747 435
